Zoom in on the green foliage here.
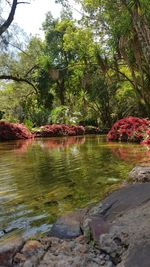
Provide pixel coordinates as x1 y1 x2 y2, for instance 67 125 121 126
1 0 150 128
51 105 81 124
23 119 33 131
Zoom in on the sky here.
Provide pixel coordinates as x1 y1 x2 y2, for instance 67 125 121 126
13 0 81 36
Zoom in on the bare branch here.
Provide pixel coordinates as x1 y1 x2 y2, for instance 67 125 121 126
25 65 39 77
17 2 30 4
9 42 30 56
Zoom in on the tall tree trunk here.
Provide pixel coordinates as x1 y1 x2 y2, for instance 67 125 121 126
57 80 65 105
132 8 150 68
121 0 150 68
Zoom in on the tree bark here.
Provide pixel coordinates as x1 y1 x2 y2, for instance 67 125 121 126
57 80 65 105
132 9 150 68
0 0 18 36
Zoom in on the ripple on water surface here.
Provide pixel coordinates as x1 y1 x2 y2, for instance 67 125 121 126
0 135 149 241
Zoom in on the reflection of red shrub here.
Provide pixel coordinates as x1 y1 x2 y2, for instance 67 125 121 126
110 145 150 163
40 124 85 137
42 136 85 149
14 139 34 154
107 117 150 143
13 136 85 155
0 121 33 141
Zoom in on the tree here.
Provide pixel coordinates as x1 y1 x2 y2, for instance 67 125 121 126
0 36 50 125
36 14 101 124
79 0 150 116
0 0 30 36
0 35 42 94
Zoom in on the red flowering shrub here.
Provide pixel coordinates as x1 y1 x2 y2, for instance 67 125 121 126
40 124 85 137
70 125 85 135
107 117 150 143
0 121 33 141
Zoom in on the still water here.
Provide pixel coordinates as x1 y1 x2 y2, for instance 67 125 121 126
0 135 149 241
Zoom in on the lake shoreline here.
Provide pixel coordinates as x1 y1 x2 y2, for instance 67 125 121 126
1 166 150 267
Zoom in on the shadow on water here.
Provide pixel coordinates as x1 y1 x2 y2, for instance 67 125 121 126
0 135 150 241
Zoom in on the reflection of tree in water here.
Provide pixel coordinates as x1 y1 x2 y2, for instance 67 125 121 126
11 136 86 154
110 144 150 164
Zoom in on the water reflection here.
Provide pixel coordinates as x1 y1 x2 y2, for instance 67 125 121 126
110 142 150 163
5 136 86 154
0 135 149 242
40 136 85 150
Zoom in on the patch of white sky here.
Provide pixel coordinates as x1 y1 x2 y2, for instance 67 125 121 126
13 0 82 37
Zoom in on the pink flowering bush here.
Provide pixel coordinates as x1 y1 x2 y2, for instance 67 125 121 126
0 121 33 141
70 125 85 135
107 116 150 143
40 124 85 137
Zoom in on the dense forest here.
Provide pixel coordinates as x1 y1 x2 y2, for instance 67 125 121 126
0 0 150 130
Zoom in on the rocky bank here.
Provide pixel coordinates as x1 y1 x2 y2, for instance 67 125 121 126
1 166 150 267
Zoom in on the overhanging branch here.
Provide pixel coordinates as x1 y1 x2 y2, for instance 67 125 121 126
0 75 38 94
110 67 135 87
0 0 17 36
0 0 30 36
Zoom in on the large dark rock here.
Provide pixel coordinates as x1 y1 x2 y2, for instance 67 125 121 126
123 242 150 267
129 165 150 183
89 183 150 221
86 183 150 266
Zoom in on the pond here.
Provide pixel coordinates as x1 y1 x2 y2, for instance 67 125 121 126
0 135 149 242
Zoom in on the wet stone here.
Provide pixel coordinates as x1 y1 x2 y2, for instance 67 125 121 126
49 210 84 239
0 238 24 267
129 166 150 183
